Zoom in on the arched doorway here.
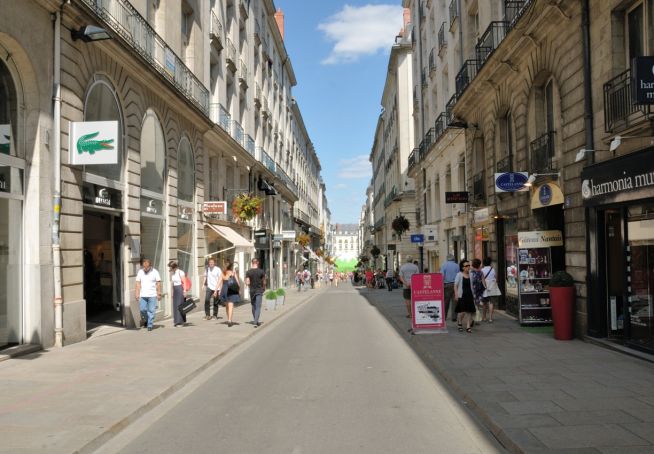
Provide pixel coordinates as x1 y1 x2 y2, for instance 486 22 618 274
82 78 126 327
177 136 195 293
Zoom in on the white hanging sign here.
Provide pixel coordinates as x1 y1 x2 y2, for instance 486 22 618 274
69 121 118 165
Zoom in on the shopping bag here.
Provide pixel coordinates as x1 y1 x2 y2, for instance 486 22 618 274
179 296 196 315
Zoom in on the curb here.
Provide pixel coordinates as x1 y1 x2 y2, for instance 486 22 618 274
360 291 523 454
75 289 322 454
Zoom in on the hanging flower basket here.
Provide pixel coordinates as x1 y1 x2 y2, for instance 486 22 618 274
232 193 264 222
297 233 310 248
392 215 410 239
370 245 381 257
315 248 324 257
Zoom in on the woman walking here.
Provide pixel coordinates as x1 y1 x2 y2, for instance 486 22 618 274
481 257 501 323
168 261 186 327
220 259 241 327
454 260 476 333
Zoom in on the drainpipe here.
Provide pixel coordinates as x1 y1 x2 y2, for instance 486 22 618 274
582 0 594 164
52 4 65 347
458 0 464 67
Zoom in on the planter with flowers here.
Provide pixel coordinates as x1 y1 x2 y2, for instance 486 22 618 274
232 193 264 223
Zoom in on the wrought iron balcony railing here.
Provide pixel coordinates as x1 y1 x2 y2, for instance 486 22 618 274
239 59 248 87
476 21 509 67
438 22 447 53
225 37 237 71
245 135 255 156
473 170 486 201
530 131 556 172
429 48 436 73
261 149 276 173
449 0 458 28
455 59 479 97
80 0 209 113
210 10 224 49
504 0 533 27
445 93 457 122
209 103 231 132
496 155 513 173
232 120 244 146
604 68 653 133
408 148 418 170
373 216 385 231
253 19 261 45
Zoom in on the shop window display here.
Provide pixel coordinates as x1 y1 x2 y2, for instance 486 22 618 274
177 138 194 291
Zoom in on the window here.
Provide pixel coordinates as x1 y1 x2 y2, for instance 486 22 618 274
628 3 644 60
0 61 17 157
141 110 166 194
84 80 123 182
496 112 514 172
177 137 195 290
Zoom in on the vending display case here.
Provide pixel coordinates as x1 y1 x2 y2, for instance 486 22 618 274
518 247 553 324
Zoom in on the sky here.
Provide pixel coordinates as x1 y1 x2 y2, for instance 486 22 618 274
275 1 405 224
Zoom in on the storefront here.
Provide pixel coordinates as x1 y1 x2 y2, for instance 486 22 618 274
583 147 654 353
176 137 196 296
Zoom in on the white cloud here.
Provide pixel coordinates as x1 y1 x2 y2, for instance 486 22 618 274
335 183 348 189
318 4 404 64
337 154 372 179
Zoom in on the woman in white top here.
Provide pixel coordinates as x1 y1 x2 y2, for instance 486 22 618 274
169 261 186 327
481 257 499 323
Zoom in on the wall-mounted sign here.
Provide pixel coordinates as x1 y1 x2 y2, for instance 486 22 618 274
410 234 425 243
445 191 469 203
495 172 528 192
472 207 494 226
164 48 176 77
141 196 162 216
387 244 396 251
282 230 296 241
69 121 118 165
632 56 654 104
518 230 563 248
254 229 268 238
179 206 193 221
581 147 654 206
422 225 438 242
203 201 227 214
531 182 564 209
82 182 121 209
0 124 12 155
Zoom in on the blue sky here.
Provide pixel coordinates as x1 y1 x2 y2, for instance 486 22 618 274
275 1 404 224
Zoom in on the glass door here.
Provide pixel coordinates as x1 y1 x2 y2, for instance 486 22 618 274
627 204 654 351
606 209 626 337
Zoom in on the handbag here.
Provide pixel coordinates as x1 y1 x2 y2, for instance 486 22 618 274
182 275 192 292
179 296 196 315
227 276 240 295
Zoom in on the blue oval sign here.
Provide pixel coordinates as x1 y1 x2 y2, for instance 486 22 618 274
539 184 553 206
495 172 528 192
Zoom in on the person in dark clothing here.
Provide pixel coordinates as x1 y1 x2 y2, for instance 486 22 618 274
454 260 476 333
168 260 187 327
245 258 266 328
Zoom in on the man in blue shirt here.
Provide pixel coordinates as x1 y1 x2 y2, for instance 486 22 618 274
440 254 460 322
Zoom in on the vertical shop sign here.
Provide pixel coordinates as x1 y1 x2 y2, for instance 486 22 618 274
411 273 447 334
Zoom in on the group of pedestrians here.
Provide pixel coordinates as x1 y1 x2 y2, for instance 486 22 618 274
441 254 501 333
134 257 267 332
395 253 501 333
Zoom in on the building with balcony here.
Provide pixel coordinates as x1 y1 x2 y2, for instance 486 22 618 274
0 0 327 350
404 0 470 272
369 14 419 272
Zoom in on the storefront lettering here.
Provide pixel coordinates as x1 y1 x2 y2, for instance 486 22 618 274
94 188 111 207
146 199 158 215
582 170 654 200
0 176 6 192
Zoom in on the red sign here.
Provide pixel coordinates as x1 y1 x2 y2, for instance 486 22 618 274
203 201 227 214
411 273 447 333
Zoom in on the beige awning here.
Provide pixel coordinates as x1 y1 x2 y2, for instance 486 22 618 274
205 224 255 256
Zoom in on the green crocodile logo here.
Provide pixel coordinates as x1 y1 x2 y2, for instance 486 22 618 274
77 131 114 155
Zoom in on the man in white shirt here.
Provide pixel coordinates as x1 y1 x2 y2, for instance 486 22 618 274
399 255 420 318
203 257 222 320
135 258 161 332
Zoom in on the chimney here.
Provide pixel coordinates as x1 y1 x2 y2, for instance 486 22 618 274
400 8 411 37
274 8 284 41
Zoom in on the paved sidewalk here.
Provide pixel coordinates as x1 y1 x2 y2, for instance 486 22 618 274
360 286 654 453
0 287 323 454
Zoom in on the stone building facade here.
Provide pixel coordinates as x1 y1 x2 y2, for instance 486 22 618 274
0 0 327 350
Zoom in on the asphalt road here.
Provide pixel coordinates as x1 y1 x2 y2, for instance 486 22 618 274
111 284 500 454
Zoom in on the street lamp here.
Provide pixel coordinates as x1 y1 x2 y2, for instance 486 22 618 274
524 172 560 187
71 25 112 42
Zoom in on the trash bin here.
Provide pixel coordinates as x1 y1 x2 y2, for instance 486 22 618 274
550 286 575 340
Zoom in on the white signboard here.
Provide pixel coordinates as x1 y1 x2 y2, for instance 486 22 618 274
518 230 563 248
69 121 118 165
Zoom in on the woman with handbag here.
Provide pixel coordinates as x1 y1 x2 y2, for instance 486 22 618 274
454 260 476 333
168 261 186 327
481 256 502 323
219 259 241 327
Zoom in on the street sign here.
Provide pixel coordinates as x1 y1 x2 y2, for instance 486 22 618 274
203 201 227 214
411 273 447 334
445 191 469 203
410 234 424 243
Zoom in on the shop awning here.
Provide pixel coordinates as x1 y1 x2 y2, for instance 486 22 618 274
205 224 255 256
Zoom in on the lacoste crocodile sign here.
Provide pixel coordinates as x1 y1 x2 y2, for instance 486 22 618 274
69 121 118 165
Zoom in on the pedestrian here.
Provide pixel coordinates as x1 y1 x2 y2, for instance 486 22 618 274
135 258 161 332
296 270 303 291
168 260 187 327
470 258 485 326
440 253 460 322
481 256 501 323
365 268 374 289
454 260 476 333
203 257 222 320
385 268 395 292
219 258 240 327
245 258 266 328
399 255 420 318
303 269 311 291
